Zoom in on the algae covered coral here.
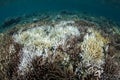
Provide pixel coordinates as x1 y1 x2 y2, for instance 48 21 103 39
0 13 120 80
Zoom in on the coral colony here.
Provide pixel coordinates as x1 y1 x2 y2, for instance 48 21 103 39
13 21 80 74
0 13 120 80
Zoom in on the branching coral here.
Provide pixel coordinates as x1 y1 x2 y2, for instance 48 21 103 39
0 34 21 80
81 28 109 77
12 21 80 74
1 13 120 80
13 21 80 48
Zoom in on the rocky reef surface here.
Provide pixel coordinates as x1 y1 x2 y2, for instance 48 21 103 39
0 12 120 80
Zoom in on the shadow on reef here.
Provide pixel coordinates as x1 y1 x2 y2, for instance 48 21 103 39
0 17 22 33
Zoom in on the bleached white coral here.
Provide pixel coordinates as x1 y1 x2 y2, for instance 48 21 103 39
18 46 44 74
13 21 80 74
81 28 108 68
13 21 80 48
9 44 16 54
81 35 104 67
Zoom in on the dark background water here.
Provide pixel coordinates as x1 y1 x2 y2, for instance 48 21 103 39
0 0 120 25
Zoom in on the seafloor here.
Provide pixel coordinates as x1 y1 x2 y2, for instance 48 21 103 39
0 12 120 80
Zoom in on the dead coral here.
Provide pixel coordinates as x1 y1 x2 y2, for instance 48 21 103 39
0 13 120 80
0 34 22 80
12 56 76 80
102 55 120 80
75 20 96 27
12 20 80 75
81 28 110 78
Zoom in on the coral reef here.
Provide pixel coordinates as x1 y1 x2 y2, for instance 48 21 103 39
0 13 120 80
0 33 21 80
12 21 80 75
80 28 109 78
81 28 109 67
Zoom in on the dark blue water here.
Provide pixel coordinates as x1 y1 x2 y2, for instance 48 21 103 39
0 0 120 25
